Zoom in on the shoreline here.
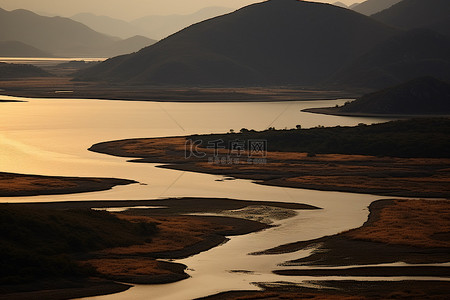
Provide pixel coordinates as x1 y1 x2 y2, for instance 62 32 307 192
89 136 450 199
0 172 137 197
258 199 450 267
201 199 450 299
0 279 131 300
302 107 450 118
0 77 361 103
1 197 317 299
201 281 450 299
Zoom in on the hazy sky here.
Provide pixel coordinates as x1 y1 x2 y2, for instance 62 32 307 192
0 0 360 20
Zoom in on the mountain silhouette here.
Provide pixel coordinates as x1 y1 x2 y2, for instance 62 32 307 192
338 77 450 115
71 13 148 40
0 41 53 57
0 8 155 57
351 0 401 15
326 29 450 89
131 7 234 40
76 0 396 86
332 2 348 8
372 0 450 37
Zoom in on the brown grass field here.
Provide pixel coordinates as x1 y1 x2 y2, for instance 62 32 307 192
0 172 136 196
89 136 450 198
0 77 358 102
346 199 450 248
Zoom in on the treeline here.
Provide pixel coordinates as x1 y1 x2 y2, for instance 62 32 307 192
193 118 450 158
0 206 157 284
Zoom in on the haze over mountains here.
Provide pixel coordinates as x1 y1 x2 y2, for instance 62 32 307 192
76 0 397 86
0 41 53 57
75 0 450 89
71 7 233 40
372 0 450 37
0 7 156 57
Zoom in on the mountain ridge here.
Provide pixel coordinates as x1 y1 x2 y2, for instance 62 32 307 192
372 0 450 37
351 0 402 15
325 28 450 89
76 0 397 86
0 7 155 57
0 41 53 57
338 77 450 115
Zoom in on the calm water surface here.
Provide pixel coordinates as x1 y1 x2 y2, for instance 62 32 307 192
0 95 405 299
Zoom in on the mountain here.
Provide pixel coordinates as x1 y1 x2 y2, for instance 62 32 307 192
326 29 450 89
0 62 51 78
76 0 397 86
338 77 450 115
107 36 155 56
72 8 233 41
372 0 450 37
332 2 348 8
0 41 53 57
0 8 155 57
352 0 401 15
131 7 234 40
71 13 150 39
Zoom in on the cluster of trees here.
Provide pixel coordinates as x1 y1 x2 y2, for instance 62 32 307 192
200 118 450 158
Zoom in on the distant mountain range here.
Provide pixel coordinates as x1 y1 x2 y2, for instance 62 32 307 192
338 77 450 115
372 0 450 37
351 0 402 15
0 7 156 57
0 41 53 57
71 7 233 40
76 0 397 86
71 13 144 40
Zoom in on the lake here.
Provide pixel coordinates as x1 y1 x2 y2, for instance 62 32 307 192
0 95 402 299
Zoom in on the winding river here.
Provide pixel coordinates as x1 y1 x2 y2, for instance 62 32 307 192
1 95 424 299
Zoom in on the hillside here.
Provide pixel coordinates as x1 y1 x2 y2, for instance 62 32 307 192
107 35 156 56
337 77 450 115
0 62 51 78
372 0 450 37
0 8 154 57
352 0 401 15
326 29 450 89
76 0 397 86
0 41 53 57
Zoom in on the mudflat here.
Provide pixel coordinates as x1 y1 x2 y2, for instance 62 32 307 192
0 172 136 197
